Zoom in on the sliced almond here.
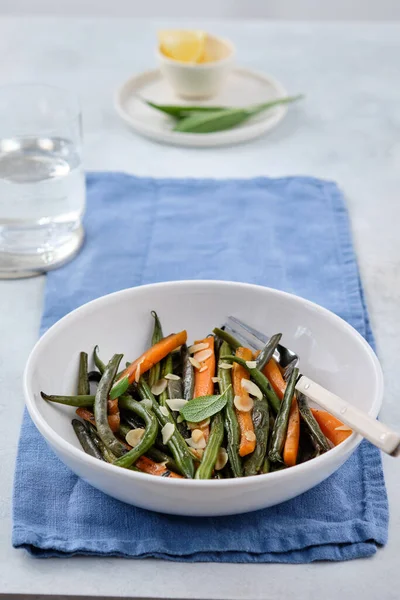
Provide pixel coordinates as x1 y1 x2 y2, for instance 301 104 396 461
140 398 152 410
211 376 221 383
160 406 169 417
234 394 254 412
164 373 180 381
188 342 209 354
199 365 208 373
215 447 228 470
150 378 168 396
199 418 210 428
244 430 256 442
161 422 175 444
194 349 213 363
219 362 233 370
189 356 201 369
192 429 205 444
241 378 263 400
245 360 258 369
166 398 188 411
125 428 145 447
186 429 207 449
186 437 206 450
334 425 353 432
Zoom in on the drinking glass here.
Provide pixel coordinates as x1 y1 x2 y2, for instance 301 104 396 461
0 84 85 278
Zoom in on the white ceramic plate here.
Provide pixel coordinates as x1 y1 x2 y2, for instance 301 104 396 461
24 281 383 517
115 68 289 147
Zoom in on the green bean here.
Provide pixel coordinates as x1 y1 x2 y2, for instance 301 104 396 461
78 351 90 395
86 422 117 463
120 412 144 430
298 393 330 453
255 333 282 370
269 368 299 463
41 392 95 407
181 343 194 401
138 379 194 478
119 419 175 465
261 457 270 474
148 311 163 388
213 327 240 350
113 396 158 468
72 419 104 460
167 376 183 401
195 413 224 479
214 334 223 364
244 398 269 476
94 354 127 458
221 355 280 413
298 421 321 463
93 345 106 374
159 353 173 407
218 342 242 477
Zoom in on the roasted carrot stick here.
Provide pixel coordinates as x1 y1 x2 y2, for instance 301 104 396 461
76 404 120 432
283 398 300 466
193 337 216 439
117 330 187 385
135 455 183 478
232 347 256 457
311 408 352 445
76 407 96 426
263 358 300 466
107 398 120 432
263 358 286 400
193 337 215 397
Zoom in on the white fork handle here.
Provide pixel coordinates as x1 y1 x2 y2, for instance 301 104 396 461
296 376 400 456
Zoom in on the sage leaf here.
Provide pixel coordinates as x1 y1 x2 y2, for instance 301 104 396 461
173 95 304 134
174 108 249 133
145 100 226 118
180 385 232 422
110 375 129 399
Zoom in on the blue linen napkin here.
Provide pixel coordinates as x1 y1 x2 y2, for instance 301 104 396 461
13 173 388 561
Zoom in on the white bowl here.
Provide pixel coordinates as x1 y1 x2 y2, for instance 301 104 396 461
157 34 235 99
24 280 383 517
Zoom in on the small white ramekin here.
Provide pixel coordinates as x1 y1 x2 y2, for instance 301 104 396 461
157 34 235 99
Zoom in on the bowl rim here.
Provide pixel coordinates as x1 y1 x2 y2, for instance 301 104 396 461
156 33 236 68
24 279 384 488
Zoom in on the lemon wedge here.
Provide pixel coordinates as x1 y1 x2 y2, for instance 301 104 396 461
158 30 207 63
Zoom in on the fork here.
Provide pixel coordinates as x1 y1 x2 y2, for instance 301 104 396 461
223 316 400 457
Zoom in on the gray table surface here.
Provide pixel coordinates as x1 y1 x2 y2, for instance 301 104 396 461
0 16 399 600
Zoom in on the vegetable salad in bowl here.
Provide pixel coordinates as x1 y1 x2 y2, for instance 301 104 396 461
41 311 351 480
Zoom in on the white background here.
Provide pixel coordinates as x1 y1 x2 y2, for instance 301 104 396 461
1 0 400 20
